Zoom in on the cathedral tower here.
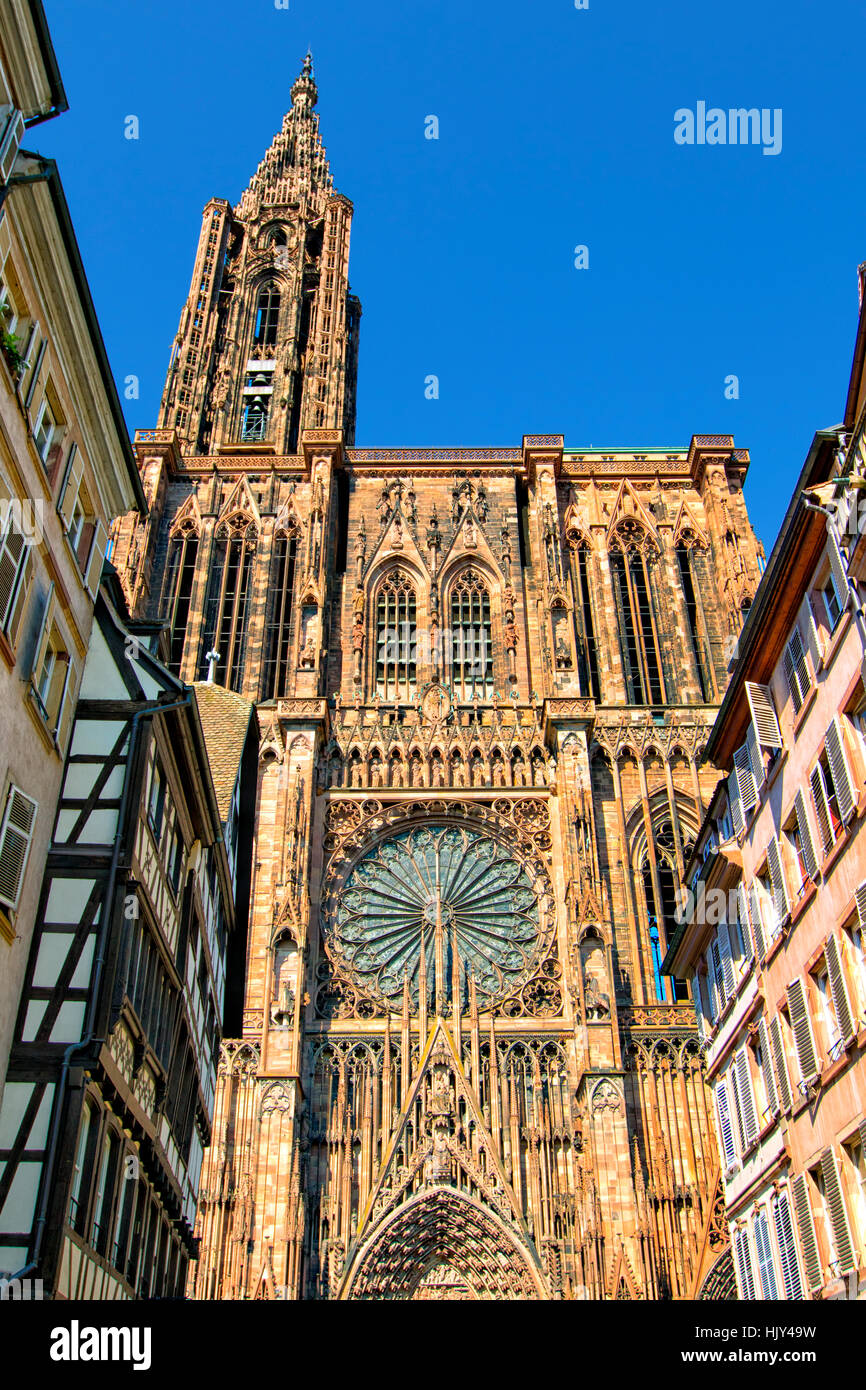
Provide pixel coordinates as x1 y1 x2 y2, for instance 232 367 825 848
114 56 764 1300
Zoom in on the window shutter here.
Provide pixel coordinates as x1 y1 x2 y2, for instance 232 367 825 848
719 926 735 998
746 680 783 749
24 338 46 410
58 444 83 530
753 1210 779 1299
728 771 745 838
783 628 809 713
804 594 824 673
769 1015 794 1112
795 789 820 881
791 1172 822 1292
0 517 27 631
734 1047 759 1150
748 883 767 960
709 937 724 1016
824 933 856 1042
83 520 108 599
733 743 758 812
693 976 707 1039
810 764 834 856
826 718 856 824
820 1149 856 1274
766 836 790 921
758 1018 778 1116
54 655 78 756
737 883 755 960
715 1080 737 1172
773 1189 805 1300
855 882 866 929
29 581 54 687
787 977 820 1083
0 784 38 910
18 319 40 395
733 1228 757 1300
827 529 850 613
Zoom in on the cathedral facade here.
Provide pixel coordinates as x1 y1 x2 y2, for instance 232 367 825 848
112 56 765 1300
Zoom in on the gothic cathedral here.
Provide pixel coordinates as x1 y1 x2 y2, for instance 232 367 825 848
112 56 764 1300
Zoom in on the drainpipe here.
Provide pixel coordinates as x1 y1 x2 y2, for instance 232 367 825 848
11 691 192 1286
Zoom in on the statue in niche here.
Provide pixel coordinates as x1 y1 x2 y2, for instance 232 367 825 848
531 752 546 787
270 936 298 1027
471 751 484 787
512 755 527 787
431 753 444 788
555 634 573 669
370 752 384 788
475 482 488 522
582 938 611 1020
409 752 423 787
492 752 506 788
451 757 466 788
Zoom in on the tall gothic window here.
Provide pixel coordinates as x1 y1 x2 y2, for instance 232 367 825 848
241 370 272 443
263 525 299 698
450 568 493 700
160 521 199 675
375 569 416 701
641 820 691 1003
609 529 665 706
571 540 601 701
676 542 713 702
198 517 257 691
253 282 280 349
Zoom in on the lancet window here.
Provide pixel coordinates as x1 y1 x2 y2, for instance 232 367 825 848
198 516 257 691
450 567 493 700
570 540 601 701
160 520 199 675
263 523 300 698
676 542 713 702
252 282 280 349
375 568 417 701
609 528 665 706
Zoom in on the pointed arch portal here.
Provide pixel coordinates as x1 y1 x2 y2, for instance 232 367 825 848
340 1188 548 1301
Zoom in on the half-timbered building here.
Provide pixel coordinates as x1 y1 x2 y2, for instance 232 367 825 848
0 571 256 1297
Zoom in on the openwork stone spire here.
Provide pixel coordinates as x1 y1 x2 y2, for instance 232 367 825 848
235 51 333 220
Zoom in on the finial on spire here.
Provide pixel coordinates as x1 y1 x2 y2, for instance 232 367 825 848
291 50 318 110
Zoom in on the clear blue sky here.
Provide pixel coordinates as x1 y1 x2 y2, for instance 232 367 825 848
38 0 866 551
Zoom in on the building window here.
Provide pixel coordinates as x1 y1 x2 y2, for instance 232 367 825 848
753 1208 779 1299
252 282 280 349
772 1189 805 1300
0 782 37 914
68 1101 99 1236
676 543 712 701
609 537 665 705
91 1128 120 1256
160 524 199 675
571 541 600 700
241 379 271 442
810 749 843 855
263 527 299 698
819 570 843 631
30 588 77 750
148 760 167 840
450 568 493 700
198 519 257 691
0 500 33 648
376 569 416 701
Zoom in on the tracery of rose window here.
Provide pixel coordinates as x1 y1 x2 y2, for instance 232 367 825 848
328 825 542 1011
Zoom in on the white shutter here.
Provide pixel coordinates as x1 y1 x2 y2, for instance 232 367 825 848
825 933 856 1042
766 836 790 922
0 784 38 910
719 926 735 998
820 1149 856 1273
728 770 745 838
737 883 755 961
769 1014 794 1112
758 1018 778 1116
803 594 824 673
794 789 820 881
827 529 850 613
0 517 27 631
773 1189 805 1300
855 882 866 929
709 937 725 1014
54 655 78 756
810 764 834 856
58 445 83 530
826 718 856 824
83 520 108 599
748 883 767 960
791 1172 823 1292
783 628 809 713
746 680 783 749
733 1228 757 1300
0 108 25 182
734 1047 759 1149
787 977 820 1083
733 743 758 812
715 1079 737 1171
753 1209 779 1299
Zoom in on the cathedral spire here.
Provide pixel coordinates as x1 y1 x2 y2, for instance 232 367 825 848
235 50 332 221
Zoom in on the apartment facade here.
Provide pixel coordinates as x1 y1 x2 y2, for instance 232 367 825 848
0 0 145 1104
665 271 866 1301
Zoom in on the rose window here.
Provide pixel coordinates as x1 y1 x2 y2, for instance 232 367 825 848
329 825 542 1010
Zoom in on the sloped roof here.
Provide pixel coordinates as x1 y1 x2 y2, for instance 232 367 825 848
193 682 256 821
